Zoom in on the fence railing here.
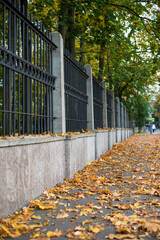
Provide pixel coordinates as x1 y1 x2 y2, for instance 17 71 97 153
106 90 112 128
0 0 57 136
64 49 88 132
93 75 103 129
0 1 132 136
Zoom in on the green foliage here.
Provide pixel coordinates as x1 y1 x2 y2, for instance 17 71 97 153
153 93 160 119
130 94 151 131
28 0 160 124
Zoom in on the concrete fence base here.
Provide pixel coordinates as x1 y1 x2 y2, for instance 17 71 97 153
0 129 133 219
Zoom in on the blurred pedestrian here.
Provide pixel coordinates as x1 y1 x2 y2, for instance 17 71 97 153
152 123 156 133
149 122 152 134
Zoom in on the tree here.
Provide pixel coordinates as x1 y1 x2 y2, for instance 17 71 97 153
130 94 151 132
153 92 160 125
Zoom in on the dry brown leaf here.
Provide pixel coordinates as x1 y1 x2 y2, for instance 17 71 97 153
65 208 79 212
100 188 111 194
31 215 41 220
142 219 160 233
89 224 104 234
29 200 56 210
105 233 137 239
56 212 69 219
82 219 93 227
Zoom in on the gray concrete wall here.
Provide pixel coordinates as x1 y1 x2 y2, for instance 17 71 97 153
65 134 96 179
116 129 122 143
108 129 116 150
121 129 125 142
95 130 109 159
0 129 134 219
0 137 66 218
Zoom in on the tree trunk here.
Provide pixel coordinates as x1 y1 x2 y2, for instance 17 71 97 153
107 50 112 90
79 36 85 64
67 7 75 57
98 44 105 81
58 1 68 46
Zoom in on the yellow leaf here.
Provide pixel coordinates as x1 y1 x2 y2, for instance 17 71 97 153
46 229 63 237
32 233 40 238
82 220 93 227
117 227 131 234
29 200 56 210
1 225 21 238
100 188 111 194
89 224 104 234
56 212 69 219
31 215 41 220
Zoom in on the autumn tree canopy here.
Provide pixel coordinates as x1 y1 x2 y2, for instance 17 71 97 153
28 0 160 121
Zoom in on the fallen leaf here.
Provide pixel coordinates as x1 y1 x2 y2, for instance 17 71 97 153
89 224 104 234
46 229 63 237
56 212 69 219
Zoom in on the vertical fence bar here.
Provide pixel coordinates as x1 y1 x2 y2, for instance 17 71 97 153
18 73 20 135
18 12 21 135
22 5 25 134
8 7 11 136
37 77 40 134
30 15 33 134
43 84 46 132
2 5 6 136
2 67 5 136
40 82 43 133
34 80 36 134
26 20 29 135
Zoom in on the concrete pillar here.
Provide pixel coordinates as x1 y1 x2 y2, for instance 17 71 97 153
110 90 115 128
116 97 121 128
121 102 124 128
124 107 127 128
52 32 66 133
102 82 108 127
84 64 94 130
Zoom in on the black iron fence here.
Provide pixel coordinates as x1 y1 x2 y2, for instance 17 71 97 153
0 0 57 136
93 75 103 129
107 90 112 128
123 105 126 128
64 49 88 132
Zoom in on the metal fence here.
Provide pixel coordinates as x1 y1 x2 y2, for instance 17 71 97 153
64 49 88 132
107 90 112 128
120 102 123 128
0 1 132 136
123 105 126 128
0 0 57 136
114 98 118 128
93 75 103 129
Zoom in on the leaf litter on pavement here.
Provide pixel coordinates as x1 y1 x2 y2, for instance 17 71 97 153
0 134 160 239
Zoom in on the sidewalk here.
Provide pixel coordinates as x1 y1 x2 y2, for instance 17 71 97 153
0 134 160 240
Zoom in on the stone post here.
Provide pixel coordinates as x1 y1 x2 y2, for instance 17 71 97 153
116 97 121 128
52 32 66 133
120 102 124 128
124 107 127 128
110 90 115 128
84 64 94 130
102 82 108 128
